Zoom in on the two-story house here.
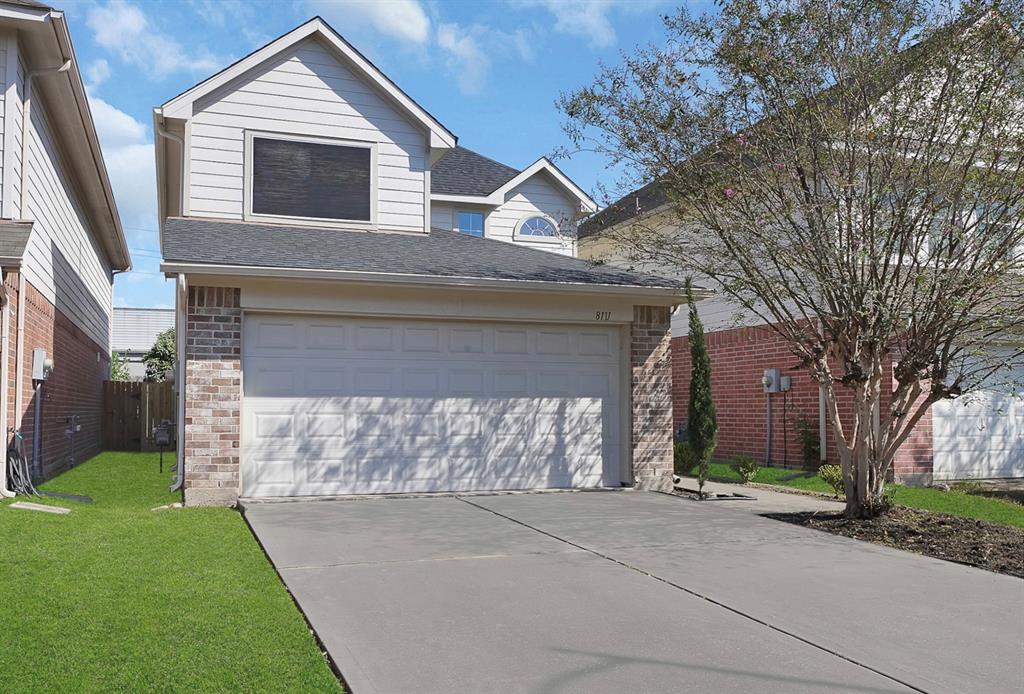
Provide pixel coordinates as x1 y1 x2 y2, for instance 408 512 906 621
0 0 129 490
154 17 685 506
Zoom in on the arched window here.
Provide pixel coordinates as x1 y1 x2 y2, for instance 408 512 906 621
515 215 558 238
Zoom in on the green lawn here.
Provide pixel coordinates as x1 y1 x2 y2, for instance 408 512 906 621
700 462 1024 528
0 452 343 693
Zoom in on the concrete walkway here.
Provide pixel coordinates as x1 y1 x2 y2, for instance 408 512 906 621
246 491 1023 694
674 475 845 514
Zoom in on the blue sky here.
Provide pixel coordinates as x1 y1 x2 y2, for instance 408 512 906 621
60 0 678 309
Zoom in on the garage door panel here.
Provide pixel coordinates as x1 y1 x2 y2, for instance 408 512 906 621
933 364 1024 480
242 314 622 497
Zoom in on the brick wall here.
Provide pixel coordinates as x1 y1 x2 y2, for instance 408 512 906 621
4 272 107 480
672 323 935 479
183 286 242 506
631 305 673 490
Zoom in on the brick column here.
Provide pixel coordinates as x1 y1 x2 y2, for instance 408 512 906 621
183 286 242 507
631 305 673 491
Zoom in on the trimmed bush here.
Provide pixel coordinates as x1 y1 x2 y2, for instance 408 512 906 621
731 455 760 484
674 443 697 476
818 464 844 498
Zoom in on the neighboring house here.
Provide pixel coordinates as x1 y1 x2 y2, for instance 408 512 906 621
579 183 1023 486
0 1 130 483
112 307 174 380
154 17 683 506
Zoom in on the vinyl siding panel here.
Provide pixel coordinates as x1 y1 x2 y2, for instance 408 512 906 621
0 42 7 211
10 57 23 215
189 38 428 232
20 91 113 350
487 173 577 256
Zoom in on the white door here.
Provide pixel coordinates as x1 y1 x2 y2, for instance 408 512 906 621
241 313 623 497
932 361 1024 480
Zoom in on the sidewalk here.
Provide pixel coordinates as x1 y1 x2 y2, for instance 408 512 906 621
673 476 845 514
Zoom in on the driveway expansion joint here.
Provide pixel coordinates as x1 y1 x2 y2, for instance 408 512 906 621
454 495 929 694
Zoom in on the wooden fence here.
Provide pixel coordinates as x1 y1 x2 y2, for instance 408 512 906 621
102 381 176 451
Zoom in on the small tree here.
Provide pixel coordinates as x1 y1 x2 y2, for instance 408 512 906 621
686 282 718 497
562 1 1024 517
143 328 175 382
110 351 131 382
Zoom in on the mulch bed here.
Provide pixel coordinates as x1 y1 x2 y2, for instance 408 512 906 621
765 506 1024 579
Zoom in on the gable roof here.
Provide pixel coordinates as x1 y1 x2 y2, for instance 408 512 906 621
157 16 456 150
160 217 682 295
431 149 598 212
431 146 520 197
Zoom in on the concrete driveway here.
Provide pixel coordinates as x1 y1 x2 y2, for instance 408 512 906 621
245 491 1023 694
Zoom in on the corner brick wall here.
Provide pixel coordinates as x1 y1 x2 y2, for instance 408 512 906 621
183 286 242 506
3 272 107 479
672 324 935 479
631 306 674 490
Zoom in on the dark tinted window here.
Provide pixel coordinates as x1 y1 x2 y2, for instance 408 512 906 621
251 137 371 221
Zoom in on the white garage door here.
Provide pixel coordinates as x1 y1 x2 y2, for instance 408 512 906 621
241 313 623 497
932 363 1024 480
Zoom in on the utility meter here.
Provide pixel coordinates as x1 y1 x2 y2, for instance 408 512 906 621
31 348 53 380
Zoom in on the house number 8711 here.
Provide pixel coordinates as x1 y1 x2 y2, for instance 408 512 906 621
595 311 612 321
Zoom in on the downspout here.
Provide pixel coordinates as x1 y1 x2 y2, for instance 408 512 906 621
156 124 185 217
0 277 13 497
170 273 187 492
16 60 72 474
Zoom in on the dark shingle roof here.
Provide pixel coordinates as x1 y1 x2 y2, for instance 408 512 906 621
0 221 33 263
431 146 520 197
162 217 681 290
578 180 669 240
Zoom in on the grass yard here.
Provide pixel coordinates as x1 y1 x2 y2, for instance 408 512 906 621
700 462 1024 528
0 452 342 693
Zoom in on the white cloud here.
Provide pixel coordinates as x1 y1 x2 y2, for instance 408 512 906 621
307 0 431 44
436 23 489 95
85 59 111 87
86 90 156 236
515 0 658 48
86 0 225 78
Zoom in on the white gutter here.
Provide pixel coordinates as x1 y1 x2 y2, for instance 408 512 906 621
0 276 13 497
155 123 185 224
14 272 25 436
160 261 691 301
170 273 187 493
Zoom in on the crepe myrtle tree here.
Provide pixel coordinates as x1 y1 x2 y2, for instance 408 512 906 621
561 0 1024 517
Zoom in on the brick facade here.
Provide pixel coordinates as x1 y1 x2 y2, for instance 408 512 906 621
630 305 674 491
671 323 935 481
183 286 242 506
180 295 677 502
3 272 107 480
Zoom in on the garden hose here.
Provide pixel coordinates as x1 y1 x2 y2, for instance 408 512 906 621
6 445 36 496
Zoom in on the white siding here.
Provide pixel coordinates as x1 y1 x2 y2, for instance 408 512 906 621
487 172 577 256
188 38 429 233
0 41 6 212
9 56 23 215
111 307 175 352
20 88 113 350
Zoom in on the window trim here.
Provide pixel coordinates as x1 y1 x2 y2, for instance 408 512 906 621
456 210 486 237
243 130 378 228
513 214 561 243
